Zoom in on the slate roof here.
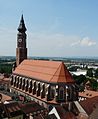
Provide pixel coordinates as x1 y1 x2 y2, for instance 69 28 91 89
13 60 74 83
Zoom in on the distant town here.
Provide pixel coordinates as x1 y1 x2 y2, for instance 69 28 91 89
0 55 98 118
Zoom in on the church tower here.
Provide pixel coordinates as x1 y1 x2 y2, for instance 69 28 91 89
16 15 27 66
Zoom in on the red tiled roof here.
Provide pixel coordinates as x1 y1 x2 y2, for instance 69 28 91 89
13 60 74 83
79 90 98 98
55 106 76 119
19 101 45 114
5 101 21 112
64 112 76 119
80 96 98 115
0 78 10 85
0 93 11 102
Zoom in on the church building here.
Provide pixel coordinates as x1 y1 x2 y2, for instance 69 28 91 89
10 15 78 109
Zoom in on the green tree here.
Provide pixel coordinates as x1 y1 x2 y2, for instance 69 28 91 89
73 74 86 85
95 68 98 78
90 79 98 90
86 68 93 77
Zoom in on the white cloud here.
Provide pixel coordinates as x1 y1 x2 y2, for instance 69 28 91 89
27 31 81 56
80 37 96 46
71 40 81 46
0 27 97 57
71 37 96 47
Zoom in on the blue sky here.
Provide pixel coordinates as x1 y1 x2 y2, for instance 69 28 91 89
0 0 98 57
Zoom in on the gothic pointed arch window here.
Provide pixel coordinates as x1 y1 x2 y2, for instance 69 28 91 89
22 78 25 90
29 80 32 93
19 77 22 89
50 86 55 99
32 81 36 95
10 75 13 85
16 76 19 88
13 76 16 87
59 86 64 100
25 79 29 92
67 85 73 101
46 84 51 101
41 83 45 98
65 85 69 101
36 82 41 96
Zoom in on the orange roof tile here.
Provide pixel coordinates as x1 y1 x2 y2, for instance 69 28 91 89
0 93 11 102
0 78 10 84
80 96 98 115
79 90 98 98
13 60 74 83
19 101 45 114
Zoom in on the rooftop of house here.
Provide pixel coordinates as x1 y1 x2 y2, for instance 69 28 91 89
0 101 23 118
45 114 57 119
0 92 12 102
0 74 10 85
13 60 74 84
89 105 98 119
19 101 46 114
80 96 98 115
79 90 98 98
49 106 76 119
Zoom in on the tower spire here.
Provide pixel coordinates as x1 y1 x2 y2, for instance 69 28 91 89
18 14 27 32
16 15 27 66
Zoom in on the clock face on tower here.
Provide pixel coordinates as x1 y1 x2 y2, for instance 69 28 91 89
18 39 22 42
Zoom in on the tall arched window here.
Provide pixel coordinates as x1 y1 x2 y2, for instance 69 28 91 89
16 76 19 88
13 76 16 87
29 80 32 93
25 79 29 92
46 84 51 101
36 82 41 96
19 77 22 89
10 75 13 85
32 81 36 95
41 83 45 98
50 86 55 99
22 78 25 90
65 85 69 101
59 87 64 100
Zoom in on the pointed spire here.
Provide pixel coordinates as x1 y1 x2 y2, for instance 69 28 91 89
18 14 27 32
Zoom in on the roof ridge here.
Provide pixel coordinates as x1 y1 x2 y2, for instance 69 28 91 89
49 63 62 83
21 63 57 69
64 65 75 83
57 62 65 83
